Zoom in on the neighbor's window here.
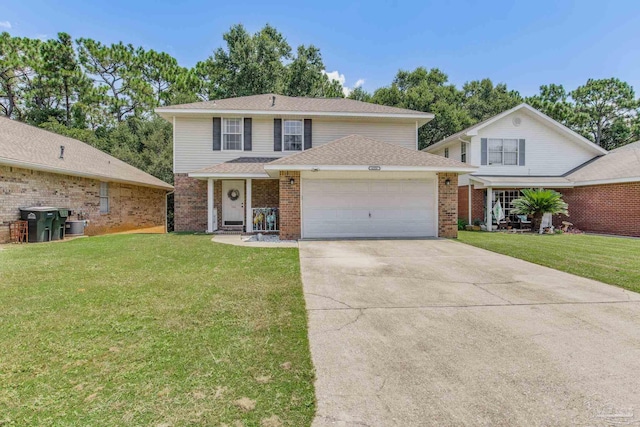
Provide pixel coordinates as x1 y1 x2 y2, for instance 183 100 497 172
488 138 518 165
461 142 467 163
223 118 243 150
283 120 303 151
100 182 109 214
444 147 449 158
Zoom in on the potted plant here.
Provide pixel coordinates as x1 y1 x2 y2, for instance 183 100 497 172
511 189 569 234
471 218 483 231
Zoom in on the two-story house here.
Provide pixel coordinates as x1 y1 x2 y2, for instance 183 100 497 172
424 104 640 237
156 94 474 239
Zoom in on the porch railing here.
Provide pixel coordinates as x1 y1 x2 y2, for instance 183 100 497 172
252 207 279 232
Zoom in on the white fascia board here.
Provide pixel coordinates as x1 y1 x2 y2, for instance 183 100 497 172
0 157 173 191
572 176 640 187
263 164 477 173
155 108 434 122
188 172 271 179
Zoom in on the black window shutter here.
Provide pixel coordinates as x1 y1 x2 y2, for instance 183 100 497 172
274 118 282 151
244 118 252 151
519 139 525 165
212 117 221 151
304 119 312 150
481 138 488 165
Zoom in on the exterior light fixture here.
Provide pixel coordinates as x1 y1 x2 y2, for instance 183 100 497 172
445 178 451 185
289 177 295 185
368 165 381 171
311 167 319 172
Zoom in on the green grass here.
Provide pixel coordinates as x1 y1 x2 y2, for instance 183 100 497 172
0 234 314 426
458 231 640 292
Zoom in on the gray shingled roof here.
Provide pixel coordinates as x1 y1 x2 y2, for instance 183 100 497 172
567 141 640 183
190 157 278 175
267 134 474 169
156 93 432 117
0 117 173 190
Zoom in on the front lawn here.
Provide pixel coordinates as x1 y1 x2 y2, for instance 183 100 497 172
0 234 314 426
458 231 640 293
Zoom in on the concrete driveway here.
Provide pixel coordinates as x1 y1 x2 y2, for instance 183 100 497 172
299 239 640 426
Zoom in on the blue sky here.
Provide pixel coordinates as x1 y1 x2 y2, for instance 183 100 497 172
3 0 640 97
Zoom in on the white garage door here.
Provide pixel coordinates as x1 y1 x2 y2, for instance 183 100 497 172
301 179 436 239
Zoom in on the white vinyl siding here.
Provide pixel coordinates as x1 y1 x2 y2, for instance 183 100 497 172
283 120 303 151
223 118 243 150
173 116 418 173
99 182 109 214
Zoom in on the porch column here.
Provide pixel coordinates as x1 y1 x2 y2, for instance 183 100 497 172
245 178 252 233
468 184 472 224
486 187 493 232
207 178 216 233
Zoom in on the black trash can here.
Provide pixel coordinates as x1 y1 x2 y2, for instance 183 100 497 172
20 207 58 242
52 209 70 241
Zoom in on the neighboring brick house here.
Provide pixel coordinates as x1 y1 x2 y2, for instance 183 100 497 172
0 118 173 242
424 104 640 237
156 94 474 239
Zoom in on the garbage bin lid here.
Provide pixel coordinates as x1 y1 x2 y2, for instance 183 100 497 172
58 209 69 217
20 206 59 211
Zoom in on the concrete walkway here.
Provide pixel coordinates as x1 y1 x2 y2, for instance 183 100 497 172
299 239 640 426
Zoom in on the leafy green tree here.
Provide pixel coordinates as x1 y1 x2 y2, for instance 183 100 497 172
347 86 372 102
511 189 569 233
195 24 291 99
462 79 522 122
372 67 472 148
283 45 343 97
571 78 639 149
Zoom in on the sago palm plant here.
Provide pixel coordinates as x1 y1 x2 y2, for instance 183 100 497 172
511 189 569 233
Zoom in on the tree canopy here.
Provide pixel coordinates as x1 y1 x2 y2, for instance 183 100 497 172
1 22 638 187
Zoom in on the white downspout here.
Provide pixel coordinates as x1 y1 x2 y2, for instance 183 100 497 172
468 184 472 225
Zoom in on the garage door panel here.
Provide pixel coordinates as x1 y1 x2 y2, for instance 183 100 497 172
302 179 436 238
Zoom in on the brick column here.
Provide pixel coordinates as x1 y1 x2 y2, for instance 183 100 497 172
279 171 301 240
438 173 458 238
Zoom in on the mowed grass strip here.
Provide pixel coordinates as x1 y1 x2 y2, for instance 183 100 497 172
458 231 640 293
0 234 314 426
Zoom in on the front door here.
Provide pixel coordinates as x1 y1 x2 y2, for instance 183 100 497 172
222 180 245 227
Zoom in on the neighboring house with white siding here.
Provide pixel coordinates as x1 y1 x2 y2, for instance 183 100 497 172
156 94 474 239
424 104 640 237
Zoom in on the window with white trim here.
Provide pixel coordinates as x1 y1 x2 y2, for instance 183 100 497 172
492 190 522 221
99 182 109 214
444 147 449 158
283 119 303 151
223 118 243 150
461 142 467 163
488 138 518 165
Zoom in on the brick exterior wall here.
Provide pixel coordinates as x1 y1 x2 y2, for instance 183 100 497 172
438 173 458 238
458 186 485 224
252 179 279 208
279 171 301 240
0 165 166 243
557 183 640 237
174 173 207 232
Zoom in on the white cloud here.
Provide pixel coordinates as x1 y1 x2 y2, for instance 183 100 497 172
0 21 12 29
323 70 366 96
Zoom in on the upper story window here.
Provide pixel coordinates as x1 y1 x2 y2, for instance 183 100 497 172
223 118 243 150
488 138 518 165
461 142 467 163
99 182 109 214
444 147 449 158
283 120 303 151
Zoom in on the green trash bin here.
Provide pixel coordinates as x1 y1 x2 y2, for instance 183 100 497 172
20 207 58 242
52 208 70 241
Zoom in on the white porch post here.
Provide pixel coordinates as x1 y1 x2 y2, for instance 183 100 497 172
207 178 215 233
245 178 252 233
468 184 472 224
486 187 493 232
